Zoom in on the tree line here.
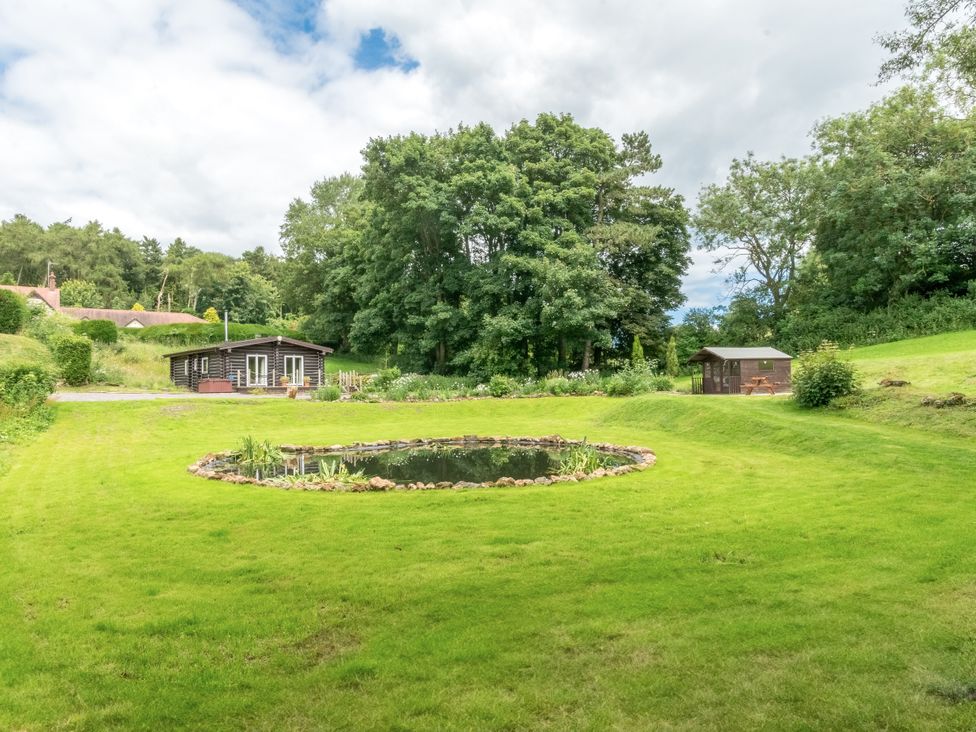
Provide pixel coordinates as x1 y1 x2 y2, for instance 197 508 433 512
678 0 976 359
0 217 283 324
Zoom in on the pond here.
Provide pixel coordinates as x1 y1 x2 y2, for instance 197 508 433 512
190 437 656 491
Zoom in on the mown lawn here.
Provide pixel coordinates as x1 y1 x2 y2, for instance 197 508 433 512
2 392 976 729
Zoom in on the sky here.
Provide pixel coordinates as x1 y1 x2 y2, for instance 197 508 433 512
0 0 907 315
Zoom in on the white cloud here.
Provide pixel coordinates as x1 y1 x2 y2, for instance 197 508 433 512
0 0 906 310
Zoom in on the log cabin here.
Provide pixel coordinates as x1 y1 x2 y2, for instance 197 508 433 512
163 336 333 393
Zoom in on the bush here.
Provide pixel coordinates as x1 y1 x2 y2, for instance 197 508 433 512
372 366 401 389
24 311 74 346
312 385 341 402
0 290 29 334
488 374 517 397
129 322 305 346
0 363 56 407
72 319 118 344
792 343 859 408
52 334 93 386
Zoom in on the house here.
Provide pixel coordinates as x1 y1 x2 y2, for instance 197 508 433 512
60 307 205 329
688 346 792 395
163 336 333 393
0 271 205 328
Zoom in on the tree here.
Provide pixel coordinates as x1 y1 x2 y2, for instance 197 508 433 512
132 302 145 311
812 86 976 307
59 279 102 308
203 307 220 323
879 1 976 109
631 335 645 366
211 263 279 324
694 154 819 318
665 335 679 376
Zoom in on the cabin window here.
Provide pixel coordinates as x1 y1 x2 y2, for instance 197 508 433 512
758 359 775 372
200 356 209 375
283 355 304 385
183 359 188 376
246 354 268 386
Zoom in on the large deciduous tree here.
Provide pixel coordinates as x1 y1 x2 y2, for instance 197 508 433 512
694 154 819 317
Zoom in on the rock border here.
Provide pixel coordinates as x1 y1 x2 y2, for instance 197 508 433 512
187 435 655 492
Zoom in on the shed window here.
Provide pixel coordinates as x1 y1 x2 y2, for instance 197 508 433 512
758 359 775 372
183 359 188 376
200 356 209 375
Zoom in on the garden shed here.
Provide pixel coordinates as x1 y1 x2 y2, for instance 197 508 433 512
689 347 792 395
163 336 333 393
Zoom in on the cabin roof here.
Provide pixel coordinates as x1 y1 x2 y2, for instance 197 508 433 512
687 346 792 363
162 336 334 359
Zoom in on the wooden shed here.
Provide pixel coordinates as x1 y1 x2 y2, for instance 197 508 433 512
688 347 792 395
163 336 333 393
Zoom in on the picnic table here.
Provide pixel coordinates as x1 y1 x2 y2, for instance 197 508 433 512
740 376 777 395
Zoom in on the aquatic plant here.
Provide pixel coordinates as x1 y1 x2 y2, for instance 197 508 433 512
234 436 283 467
558 439 613 474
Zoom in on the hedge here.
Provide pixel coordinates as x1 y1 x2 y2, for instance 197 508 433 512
72 319 118 344
0 362 56 407
0 290 29 334
128 322 306 347
53 334 93 386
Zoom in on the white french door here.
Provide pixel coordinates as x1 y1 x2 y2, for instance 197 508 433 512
246 354 268 386
283 355 304 384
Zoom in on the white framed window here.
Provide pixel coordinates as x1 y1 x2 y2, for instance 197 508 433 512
200 356 209 375
246 354 268 386
183 359 188 376
283 355 304 384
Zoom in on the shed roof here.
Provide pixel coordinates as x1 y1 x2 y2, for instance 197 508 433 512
688 346 792 363
162 336 334 359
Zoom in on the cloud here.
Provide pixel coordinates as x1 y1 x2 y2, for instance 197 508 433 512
0 0 906 312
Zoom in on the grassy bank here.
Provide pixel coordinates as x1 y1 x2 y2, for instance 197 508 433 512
2 392 976 729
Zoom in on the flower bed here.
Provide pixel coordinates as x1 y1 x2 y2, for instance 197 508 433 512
188 435 656 492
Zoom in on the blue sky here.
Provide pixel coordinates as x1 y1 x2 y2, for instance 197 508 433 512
0 0 906 318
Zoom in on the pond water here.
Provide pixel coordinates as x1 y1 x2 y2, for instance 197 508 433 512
211 443 634 485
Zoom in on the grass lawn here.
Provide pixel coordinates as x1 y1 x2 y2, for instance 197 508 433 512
0 333 54 367
844 330 976 394
3 383 976 728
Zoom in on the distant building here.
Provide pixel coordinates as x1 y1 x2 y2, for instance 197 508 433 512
0 272 206 328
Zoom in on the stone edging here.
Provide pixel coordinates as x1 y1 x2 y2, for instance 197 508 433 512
187 435 656 492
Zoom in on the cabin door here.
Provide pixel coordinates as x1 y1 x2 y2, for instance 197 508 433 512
283 355 304 385
246 354 268 387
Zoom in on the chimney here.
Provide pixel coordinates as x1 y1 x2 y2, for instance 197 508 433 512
47 270 57 289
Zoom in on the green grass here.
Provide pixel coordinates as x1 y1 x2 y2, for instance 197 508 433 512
3 390 976 729
89 340 182 391
845 330 976 394
326 352 382 374
0 333 54 367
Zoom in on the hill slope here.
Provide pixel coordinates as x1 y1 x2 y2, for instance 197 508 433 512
845 330 976 393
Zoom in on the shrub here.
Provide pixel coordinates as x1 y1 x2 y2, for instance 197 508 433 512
792 343 859 408
24 311 74 346
372 366 402 389
72 319 118 344
0 290 29 334
130 322 304 346
59 279 101 308
488 374 516 397
203 307 220 323
665 335 680 377
543 376 571 395
631 335 645 366
0 363 56 407
52 334 93 386
312 385 341 402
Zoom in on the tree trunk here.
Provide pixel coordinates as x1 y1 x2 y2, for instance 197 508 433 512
155 268 169 310
558 337 568 370
582 340 592 371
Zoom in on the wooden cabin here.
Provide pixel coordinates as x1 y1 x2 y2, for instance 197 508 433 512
688 347 792 395
163 336 333 393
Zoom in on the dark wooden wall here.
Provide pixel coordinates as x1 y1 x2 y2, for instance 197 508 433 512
168 343 327 390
